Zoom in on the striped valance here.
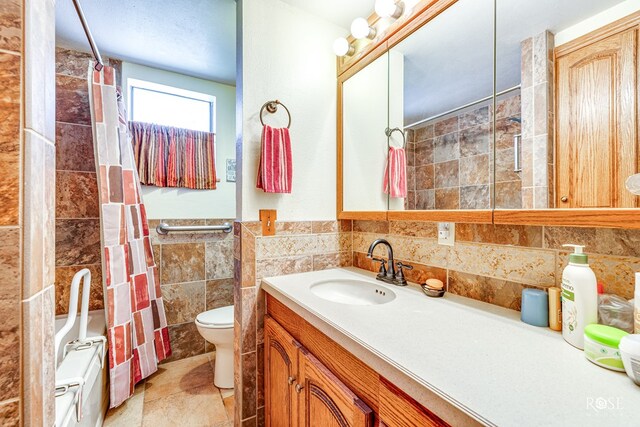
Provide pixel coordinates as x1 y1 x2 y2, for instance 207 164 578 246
129 121 217 190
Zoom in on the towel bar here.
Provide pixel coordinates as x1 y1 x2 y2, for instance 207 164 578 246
156 222 233 235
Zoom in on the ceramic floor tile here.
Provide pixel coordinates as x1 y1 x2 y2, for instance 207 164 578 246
144 353 214 402
104 382 145 426
141 383 229 427
223 395 234 421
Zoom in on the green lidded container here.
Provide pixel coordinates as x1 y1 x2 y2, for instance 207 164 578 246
583 324 629 372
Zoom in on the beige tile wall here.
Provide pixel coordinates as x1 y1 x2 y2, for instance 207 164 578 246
0 0 56 424
148 219 235 362
234 220 352 426
352 221 640 309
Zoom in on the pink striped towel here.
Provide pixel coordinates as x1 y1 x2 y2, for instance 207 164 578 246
383 146 407 198
257 125 293 193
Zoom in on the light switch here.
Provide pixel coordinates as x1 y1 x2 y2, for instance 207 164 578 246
437 222 455 246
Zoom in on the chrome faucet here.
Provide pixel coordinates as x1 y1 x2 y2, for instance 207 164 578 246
366 239 413 286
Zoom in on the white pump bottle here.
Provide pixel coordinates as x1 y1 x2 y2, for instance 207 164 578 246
561 244 598 349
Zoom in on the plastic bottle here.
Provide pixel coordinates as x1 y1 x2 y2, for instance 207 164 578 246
561 244 598 349
635 273 640 334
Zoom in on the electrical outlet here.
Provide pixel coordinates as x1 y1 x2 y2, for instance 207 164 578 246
437 222 455 246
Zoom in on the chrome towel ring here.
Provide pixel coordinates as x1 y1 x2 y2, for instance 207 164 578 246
260 100 291 129
385 127 406 149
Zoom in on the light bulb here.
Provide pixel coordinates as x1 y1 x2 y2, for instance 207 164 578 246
333 37 354 57
375 0 404 19
350 17 375 39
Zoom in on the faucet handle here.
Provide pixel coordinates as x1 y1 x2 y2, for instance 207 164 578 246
371 257 387 277
395 262 413 286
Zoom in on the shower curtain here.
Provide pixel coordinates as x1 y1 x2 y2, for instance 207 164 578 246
88 64 171 408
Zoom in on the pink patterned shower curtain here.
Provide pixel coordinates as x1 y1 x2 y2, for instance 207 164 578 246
88 64 171 408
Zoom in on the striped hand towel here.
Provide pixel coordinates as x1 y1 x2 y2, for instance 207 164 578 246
256 125 293 193
383 146 407 198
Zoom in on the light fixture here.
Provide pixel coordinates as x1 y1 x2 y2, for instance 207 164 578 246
333 37 355 57
375 0 404 19
350 17 376 39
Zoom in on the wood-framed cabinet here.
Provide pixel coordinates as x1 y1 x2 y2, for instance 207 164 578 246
265 317 373 427
265 295 451 427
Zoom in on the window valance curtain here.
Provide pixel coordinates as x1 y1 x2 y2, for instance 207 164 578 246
129 121 217 190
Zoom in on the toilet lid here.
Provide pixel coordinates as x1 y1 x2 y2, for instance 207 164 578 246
196 305 234 328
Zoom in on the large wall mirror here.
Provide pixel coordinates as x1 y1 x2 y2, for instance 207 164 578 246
339 0 640 225
390 0 494 211
495 0 636 211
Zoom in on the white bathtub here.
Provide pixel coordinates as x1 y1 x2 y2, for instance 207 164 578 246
55 309 108 427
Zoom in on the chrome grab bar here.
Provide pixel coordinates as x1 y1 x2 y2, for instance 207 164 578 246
156 222 233 235
513 134 522 173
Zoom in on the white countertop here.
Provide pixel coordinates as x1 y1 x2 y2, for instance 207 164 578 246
262 267 640 427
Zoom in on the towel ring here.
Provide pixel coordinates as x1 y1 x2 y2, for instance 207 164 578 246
385 127 406 148
260 100 291 129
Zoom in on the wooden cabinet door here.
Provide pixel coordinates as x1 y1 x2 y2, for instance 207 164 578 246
297 348 373 427
265 317 301 427
556 27 638 208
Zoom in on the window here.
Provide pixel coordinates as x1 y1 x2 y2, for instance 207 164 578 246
128 79 216 133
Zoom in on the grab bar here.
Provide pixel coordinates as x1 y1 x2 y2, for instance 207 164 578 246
513 134 522 172
156 222 233 235
55 268 91 366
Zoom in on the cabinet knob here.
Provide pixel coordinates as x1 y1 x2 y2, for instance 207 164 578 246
295 384 304 393
561 196 568 203
287 376 296 385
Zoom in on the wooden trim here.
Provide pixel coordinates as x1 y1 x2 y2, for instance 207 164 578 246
555 10 640 57
493 209 640 229
338 211 388 221
387 209 492 224
336 75 344 217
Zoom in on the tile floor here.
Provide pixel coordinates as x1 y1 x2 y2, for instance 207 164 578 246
104 353 234 427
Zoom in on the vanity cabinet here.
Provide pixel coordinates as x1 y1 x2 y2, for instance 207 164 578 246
265 317 373 427
265 295 449 427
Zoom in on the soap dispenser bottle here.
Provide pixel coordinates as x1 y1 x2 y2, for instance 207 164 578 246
561 244 598 349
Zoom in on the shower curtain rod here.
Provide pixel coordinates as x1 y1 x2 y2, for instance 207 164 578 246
72 0 104 71
405 84 521 129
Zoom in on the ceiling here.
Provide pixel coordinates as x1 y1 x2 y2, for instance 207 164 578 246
398 0 625 126
279 0 374 30
55 0 237 84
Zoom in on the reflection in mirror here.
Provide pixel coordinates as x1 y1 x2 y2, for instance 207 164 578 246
390 0 495 210
343 53 390 211
496 0 637 209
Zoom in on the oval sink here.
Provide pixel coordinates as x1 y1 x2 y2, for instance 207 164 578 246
310 279 396 306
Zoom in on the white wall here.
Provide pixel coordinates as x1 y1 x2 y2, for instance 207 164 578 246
237 0 344 221
555 0 640 46
121 62 236 219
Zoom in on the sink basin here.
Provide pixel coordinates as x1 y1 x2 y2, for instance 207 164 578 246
309 279 396 305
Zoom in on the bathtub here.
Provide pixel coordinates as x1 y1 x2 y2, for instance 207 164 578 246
55 309 108 427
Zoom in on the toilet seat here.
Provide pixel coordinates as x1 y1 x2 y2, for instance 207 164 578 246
196 305 234 329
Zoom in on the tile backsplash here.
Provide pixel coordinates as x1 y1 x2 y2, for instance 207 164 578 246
353 220 640 310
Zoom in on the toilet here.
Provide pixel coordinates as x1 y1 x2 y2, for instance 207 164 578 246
195 305 234 389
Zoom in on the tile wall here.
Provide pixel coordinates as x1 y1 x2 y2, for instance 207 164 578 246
352 220 640 308
405 94 522 210
234 220 352 426
54 47 121 315
0 0 56 424
520 31 555 209
148 219 235 362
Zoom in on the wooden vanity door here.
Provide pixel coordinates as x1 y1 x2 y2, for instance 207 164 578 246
265 317 301 427
556 27 637 208
297 348 373 427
